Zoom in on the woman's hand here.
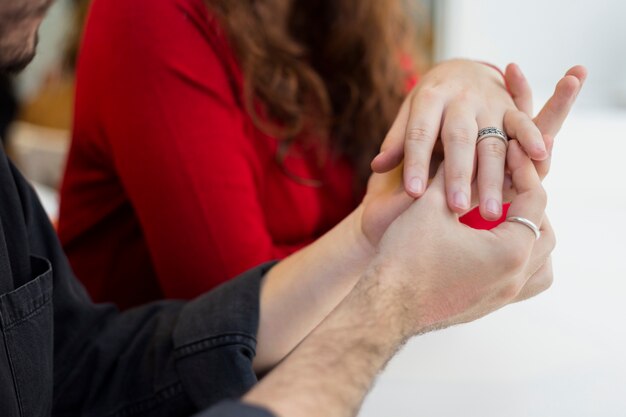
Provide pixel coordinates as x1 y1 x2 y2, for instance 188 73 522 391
370 60 586 221
371 59 525 218
504 63 587 180
360 64 586 244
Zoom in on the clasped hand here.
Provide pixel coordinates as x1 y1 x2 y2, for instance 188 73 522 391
362 60 587 246
370 60 586 219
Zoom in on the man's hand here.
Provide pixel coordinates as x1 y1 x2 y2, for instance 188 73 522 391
370 140 552 334
253 65 583 376
245 142 554 417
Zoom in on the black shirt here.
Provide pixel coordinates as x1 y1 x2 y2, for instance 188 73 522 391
0 147 275 417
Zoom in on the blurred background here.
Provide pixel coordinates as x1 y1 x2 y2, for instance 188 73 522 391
1 0 624 415
1 0 87 218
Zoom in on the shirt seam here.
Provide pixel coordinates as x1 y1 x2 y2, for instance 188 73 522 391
0 331 24 417
0 294 51 330
174 332 257 359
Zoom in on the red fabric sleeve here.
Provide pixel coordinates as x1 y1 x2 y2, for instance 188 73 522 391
93 0 299 298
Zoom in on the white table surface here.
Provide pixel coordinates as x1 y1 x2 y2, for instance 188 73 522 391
358 109 626 417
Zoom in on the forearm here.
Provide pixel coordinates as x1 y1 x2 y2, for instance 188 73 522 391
246 141 556 416
254 205 374 372
246 275 404 417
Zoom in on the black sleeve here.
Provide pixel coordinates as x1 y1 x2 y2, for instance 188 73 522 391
51 258 276 417
0 153 277 417
194 401 275 417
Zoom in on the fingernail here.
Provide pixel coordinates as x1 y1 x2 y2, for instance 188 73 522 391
408 177 424 194
486 198 501 216
454 191 469 210
534 145 548 160
536 142 547 153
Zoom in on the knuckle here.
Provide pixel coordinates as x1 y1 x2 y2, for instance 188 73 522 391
525 267 554 299
417 86 439 101
444 127 474 146
454 87 478 103
406 126 435 145
503 109 517 125
481 179 503 193
480 141 507 159
447 168 472 183
511 109 528 123
498 280 523 302
545 229 557 252
537 272 554 293
501 243 530 271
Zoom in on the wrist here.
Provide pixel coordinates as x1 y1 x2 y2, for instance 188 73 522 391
344 204 378 267
247 265 408 417
475 61 505 80
355 260 428 344
332 268 408 353
429 58 507 89
474 60 510 93
253 207 377 372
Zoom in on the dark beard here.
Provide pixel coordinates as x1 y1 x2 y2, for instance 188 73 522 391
0 33 38 74
0 49 36 74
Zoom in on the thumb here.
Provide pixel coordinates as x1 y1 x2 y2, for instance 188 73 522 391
418 161 449 211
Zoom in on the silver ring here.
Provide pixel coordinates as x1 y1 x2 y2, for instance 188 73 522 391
477 127 508 146
506 216 541 240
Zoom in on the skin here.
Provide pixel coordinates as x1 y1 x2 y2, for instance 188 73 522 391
371 60 587 220
247 142 554 417
254 76 583 371
505 63 588 179
1 3 585 415
0 0 52 72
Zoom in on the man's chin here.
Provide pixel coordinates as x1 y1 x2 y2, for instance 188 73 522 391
0 32 39 74
0 52 36 74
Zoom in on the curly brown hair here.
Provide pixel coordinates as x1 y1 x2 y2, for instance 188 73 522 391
207 0 425 186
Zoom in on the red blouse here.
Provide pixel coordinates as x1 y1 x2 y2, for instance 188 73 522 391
59 0 504 310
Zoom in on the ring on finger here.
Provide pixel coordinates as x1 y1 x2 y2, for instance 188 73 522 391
477 127 508 146
506 216 541 240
